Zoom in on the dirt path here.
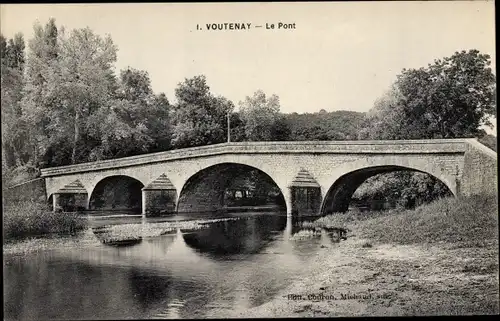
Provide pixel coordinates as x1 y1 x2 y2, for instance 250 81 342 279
228 236 499 317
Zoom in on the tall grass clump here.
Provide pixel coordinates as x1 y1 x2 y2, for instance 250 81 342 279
302 206 405 230
3 200 88 242
358 195 498 245
307 195 498 246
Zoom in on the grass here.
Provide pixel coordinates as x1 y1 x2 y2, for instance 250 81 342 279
3 200 88 242
308 195 498 246
361 242 373 248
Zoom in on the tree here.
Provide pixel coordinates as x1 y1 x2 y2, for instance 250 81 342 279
59 27 118 164
356 49 497 209
239 90 281 141
358 86 408 140
148 93 172 152
21 18 62 167
171 75 234 148
361 49 496 140
270 115 292 141
1 33 28 168
87 68 172 159
228 112 247 142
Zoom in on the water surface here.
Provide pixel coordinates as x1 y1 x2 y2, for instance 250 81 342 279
4 213 340 320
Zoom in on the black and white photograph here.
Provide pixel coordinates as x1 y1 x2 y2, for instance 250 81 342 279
1 1 498 319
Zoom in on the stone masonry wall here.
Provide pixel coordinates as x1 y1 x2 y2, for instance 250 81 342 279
460 140 497 196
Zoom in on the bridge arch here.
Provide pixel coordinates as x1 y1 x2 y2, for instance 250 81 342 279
88 175 145 213
320 157 457 215
177 162 288 214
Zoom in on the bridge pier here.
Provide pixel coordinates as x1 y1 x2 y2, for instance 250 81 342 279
52 193 61 212
288 168 322 216
141 174 177 217
141 190 147 217
284 188 293 217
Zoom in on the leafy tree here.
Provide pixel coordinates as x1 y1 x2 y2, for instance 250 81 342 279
356 49 497 209
171 75 233 148
87 68 171 160
1 33 28 168
228 112 247 142
21 18 62 167
148 93 172 152
270 115 292 141
239 90 282 141
59 27 118 164
21 21 119 166
361 49 496 140
353 172 452 210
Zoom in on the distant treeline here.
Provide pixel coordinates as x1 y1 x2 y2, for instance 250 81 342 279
1 19 496 208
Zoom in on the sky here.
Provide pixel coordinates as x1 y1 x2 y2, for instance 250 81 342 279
0 2 496 132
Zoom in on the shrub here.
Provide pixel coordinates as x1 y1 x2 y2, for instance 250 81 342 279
3 200 88 241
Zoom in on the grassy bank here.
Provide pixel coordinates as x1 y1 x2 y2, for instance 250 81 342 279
3 200 88 242
311 195 498 246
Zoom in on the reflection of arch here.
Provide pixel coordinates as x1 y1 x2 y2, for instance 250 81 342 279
321 163 455 215
89 175 144 213
182 216 287 255
177 163 287 214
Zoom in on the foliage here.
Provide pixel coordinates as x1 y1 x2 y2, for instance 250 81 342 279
3 19 174 172
1 33 28 168
20 19 61 168
356 50 497 207
239 90 284 141
360 49 496 140
171 75 234 148
228 112 247 142
57 27 118 164
352 171 452 209
3 200 88 241
285 110 365 141
87 68 170 160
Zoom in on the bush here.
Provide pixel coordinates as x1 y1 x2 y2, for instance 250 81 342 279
3 200 88 241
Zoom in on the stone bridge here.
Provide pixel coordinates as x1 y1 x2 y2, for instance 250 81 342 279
40 138 497 216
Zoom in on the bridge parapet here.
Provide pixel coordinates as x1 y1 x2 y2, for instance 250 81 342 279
41 139 471 177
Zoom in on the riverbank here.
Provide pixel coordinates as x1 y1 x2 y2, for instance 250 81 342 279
3 200 88 242
229 195 499 317
3 216 242 255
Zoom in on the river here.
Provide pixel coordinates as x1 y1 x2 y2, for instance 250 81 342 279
4 212 342 320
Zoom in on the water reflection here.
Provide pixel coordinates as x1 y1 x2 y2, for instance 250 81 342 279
128 268 173 311
4 213 343 320
182 215 286 255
